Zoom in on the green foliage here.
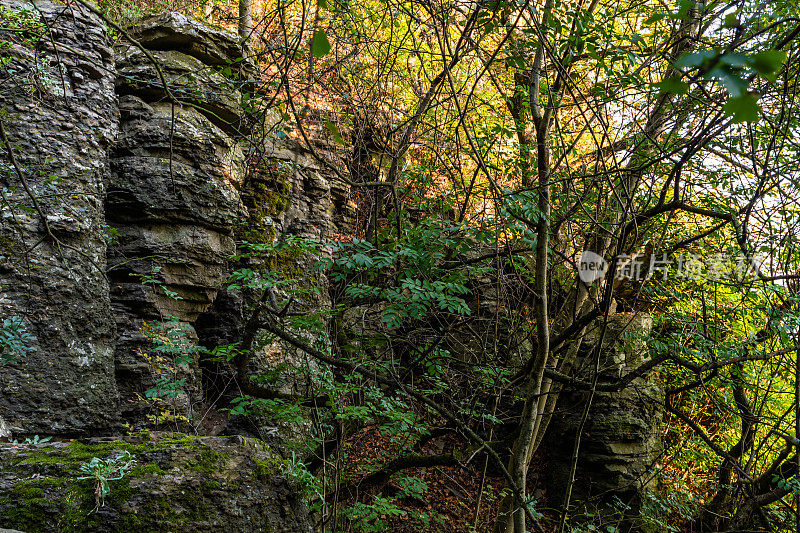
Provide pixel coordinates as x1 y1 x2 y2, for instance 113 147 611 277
96 0 153 27
205 342 243 363
0 5 44 40
771 474 800 495
393 473 427 500
340 495 407 532
228 395 307 424
12 435 52 446
77 452 136 508
640 481 700 533
311 30 331 57
135 317 201 427
326 216 485 328
0 315 35 364
99 224 120 246
231 235 325 291
667 45 787 123
285 451 323 500
135 265 183 301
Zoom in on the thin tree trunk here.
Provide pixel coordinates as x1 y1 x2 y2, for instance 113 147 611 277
238 0 253 42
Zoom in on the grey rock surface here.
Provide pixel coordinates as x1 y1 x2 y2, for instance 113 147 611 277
0 434 313 532
116 46 248 134
127 11 249 67
545 314 663 518
0 0 120 435
0 6 345 531
108 30 248 427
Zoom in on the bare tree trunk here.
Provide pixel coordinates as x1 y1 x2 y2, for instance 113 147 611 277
238 0 253 42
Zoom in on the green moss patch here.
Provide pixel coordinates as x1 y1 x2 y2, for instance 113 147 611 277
186 448 231 475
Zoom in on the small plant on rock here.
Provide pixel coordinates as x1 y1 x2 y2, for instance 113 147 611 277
78 451 136 509
11 435 51 445
0 315 35 364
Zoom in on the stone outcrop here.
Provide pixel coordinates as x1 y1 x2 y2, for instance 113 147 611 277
0 0 120 436
0 434 312 532
107 23 250 423
104 12 345 433
545 313 663 519
0 0 347 436
0 4 339 529
127 11 250 68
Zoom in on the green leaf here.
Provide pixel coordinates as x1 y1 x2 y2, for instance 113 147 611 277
751 50 787 82
656 75 689 95
644 12 667 24
311 29 331 58
706 67 749 97
723 13 739 28
674 0 694 19
719 52 748 68
674 50 715 69
723 93 760 123
324 120 344 145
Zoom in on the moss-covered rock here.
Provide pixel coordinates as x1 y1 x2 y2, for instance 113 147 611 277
0 434 312 532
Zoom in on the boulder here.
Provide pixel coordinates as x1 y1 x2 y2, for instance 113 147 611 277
127 12 247 68
0 434 313 532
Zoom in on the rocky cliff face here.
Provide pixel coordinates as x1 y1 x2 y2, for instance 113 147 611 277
0 0 345 436
545 314 663 519
0 2 334 529
107 14 252 426
0 0 120 436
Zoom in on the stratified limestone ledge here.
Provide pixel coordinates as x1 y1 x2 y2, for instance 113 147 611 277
0 434 312 532
545 314 663 518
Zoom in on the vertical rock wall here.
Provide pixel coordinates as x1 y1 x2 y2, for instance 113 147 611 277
106 13 346 432
107 26 249 423
0 9 325 530
0 0 119 435
0 4 347 437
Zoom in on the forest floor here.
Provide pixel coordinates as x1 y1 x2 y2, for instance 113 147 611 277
334 427 553 532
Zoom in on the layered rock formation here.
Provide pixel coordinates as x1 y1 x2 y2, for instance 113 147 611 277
0 434 312 532
546 313 663 518
0 3 338 529
107 16 251 424
0 0 348 436
104 12 346 434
